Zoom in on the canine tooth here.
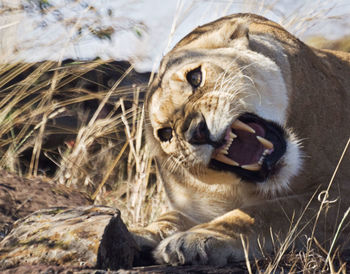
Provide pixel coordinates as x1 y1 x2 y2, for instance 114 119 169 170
257 136 274 150
241 163 261 171
231 120 255 134
212 154 239 166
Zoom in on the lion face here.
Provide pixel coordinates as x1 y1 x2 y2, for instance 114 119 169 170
146 19 302 196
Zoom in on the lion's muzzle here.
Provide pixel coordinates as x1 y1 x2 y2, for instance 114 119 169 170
206 113 287 182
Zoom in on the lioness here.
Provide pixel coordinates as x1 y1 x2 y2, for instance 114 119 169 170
132 13 350 266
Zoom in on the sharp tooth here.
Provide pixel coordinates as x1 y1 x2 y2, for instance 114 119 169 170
219 148 228 155
258 156 264 165
230 132 237 139
241 163 261 171
231 120 255 134
256 136 274 150
263 149 273 156
212 154 239 166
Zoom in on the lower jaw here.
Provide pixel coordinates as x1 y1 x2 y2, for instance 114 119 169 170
184 154 283 184
208 162 266 182
209 152 285 183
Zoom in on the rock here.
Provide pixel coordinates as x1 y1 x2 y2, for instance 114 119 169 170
0 195 250 273
96 212 139 270
1 264 88 274
0 205 119 270
0 170 91 240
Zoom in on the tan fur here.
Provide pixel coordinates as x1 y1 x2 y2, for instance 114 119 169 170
131 13 350 266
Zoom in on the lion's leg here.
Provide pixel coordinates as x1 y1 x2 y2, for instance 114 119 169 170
130 210 198 252
154 193 324 266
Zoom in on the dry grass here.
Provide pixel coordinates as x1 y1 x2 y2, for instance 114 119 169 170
1 0 349 272
251 138 350 273
0 58 167 227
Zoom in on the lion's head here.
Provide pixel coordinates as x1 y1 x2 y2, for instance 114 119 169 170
145 15 305 199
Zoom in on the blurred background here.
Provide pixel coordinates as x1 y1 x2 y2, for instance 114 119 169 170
1 0 350 71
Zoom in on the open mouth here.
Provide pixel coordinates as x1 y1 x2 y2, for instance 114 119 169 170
209 113 287 182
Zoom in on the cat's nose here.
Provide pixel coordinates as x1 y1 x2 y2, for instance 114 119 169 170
188 120 210 145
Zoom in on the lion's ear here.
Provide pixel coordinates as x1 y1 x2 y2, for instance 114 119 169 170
219 19 249 48
176 18 249 50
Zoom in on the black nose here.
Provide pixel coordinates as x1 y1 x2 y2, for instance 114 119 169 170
189 121 210 145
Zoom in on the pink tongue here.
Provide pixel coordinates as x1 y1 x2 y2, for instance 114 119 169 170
227 123 265 165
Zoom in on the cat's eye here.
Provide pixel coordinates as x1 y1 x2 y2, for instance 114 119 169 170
186 67 202 88
157 127 173 142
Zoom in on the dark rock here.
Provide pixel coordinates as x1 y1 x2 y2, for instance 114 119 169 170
96 212 139 270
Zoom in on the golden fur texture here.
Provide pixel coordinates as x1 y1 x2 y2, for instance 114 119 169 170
132 13 350 266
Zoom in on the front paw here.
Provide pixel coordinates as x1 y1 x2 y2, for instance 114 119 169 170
154 231 242 266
